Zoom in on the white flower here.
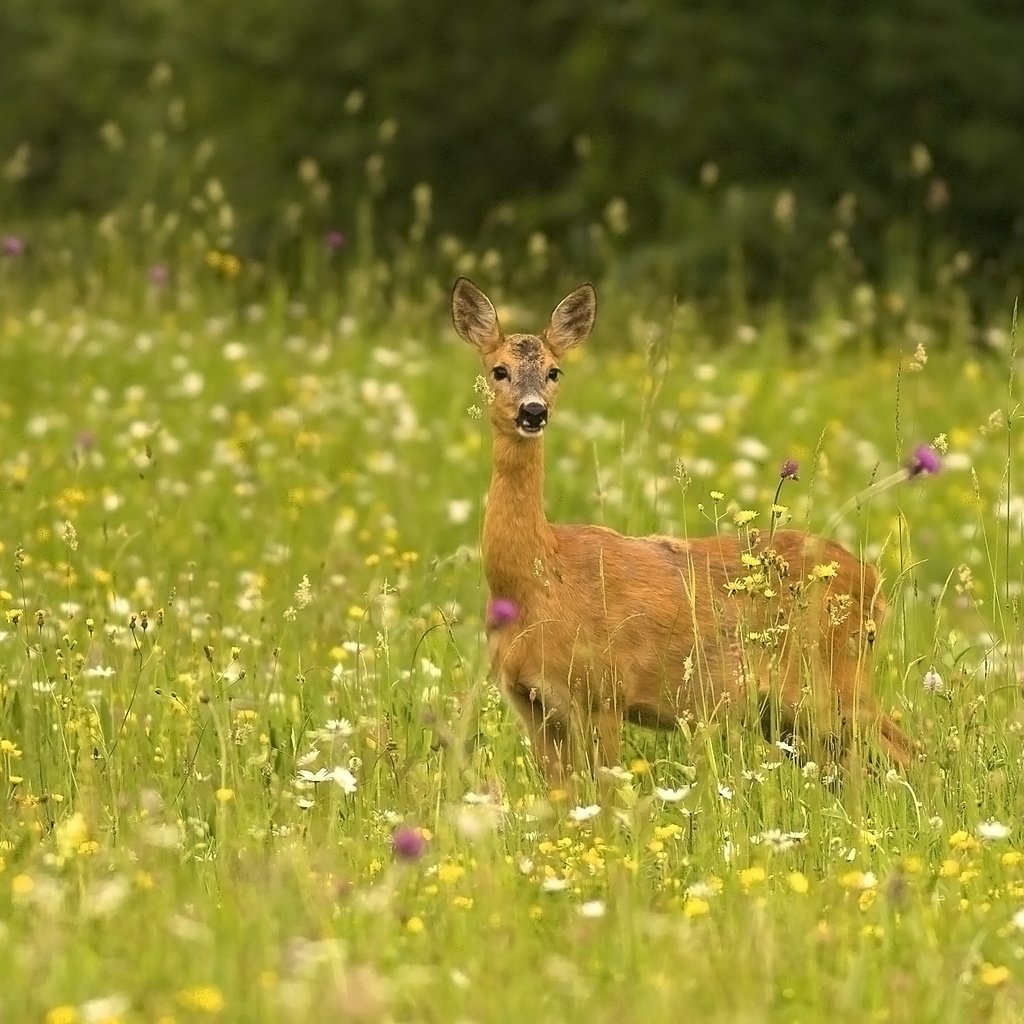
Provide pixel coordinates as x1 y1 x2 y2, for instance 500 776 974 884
1012 908 1024 931
322 718 354 737
81 995 130 1024
654 787 691 803
578 900 606 918
447 499 473 524
463 791 493 805
717 785 734 801
297 767 332 784
598 765 634 782
83 665 116 678
977 820 1010 841
541 877 570 893
923 667 944 692
569 804 601 822
330 767 358 794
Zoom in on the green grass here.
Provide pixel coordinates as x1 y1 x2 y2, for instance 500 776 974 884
1 264 1022 1024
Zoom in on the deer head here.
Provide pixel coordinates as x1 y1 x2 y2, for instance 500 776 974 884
452 278 596 439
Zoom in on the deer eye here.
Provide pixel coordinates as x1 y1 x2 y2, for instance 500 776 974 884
547 367 562 382
492 366 509 382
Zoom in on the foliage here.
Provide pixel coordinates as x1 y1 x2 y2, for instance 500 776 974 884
1 0 1023 305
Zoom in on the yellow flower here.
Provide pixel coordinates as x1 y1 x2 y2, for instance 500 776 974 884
46 1007 78 1024
405 916 425 934
630 758 650 775
734 510 758 527
979 963 1010 987
949 830 977 852
809 561 839 580
684 897 710 918
939 859 961 878
789 871 809 894
177 986 224 1013
739 866 766 889
438 862 465 884
1001 850 1023 868
215 788 234 803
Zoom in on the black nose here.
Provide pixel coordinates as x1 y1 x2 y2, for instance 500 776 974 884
518 402 548 430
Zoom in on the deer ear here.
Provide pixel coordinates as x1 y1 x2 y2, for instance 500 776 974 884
452 278 502 352
546 283 596 354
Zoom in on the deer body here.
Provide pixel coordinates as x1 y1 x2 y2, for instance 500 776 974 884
453 278 912 785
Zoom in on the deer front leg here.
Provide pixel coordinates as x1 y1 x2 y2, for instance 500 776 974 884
504 681 575 790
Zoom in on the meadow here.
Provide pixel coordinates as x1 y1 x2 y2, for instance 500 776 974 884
1 228 1023 1024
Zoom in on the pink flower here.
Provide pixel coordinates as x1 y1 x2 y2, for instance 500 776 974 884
779 458 799 480
325 230 346 252
486 597 519 629
392 825 426 861
907 444 941 477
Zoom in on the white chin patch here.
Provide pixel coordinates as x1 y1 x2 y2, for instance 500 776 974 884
516 424 545 438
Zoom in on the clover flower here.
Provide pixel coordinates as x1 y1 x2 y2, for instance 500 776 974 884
486 597 519 629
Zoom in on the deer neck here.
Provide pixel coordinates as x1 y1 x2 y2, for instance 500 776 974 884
483 432 555 603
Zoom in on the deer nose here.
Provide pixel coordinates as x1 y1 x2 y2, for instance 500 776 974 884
517 401 548 431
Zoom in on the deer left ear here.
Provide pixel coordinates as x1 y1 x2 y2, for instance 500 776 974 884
546 284 596 354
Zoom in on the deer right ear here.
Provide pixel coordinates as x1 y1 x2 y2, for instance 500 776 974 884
452 278 502 352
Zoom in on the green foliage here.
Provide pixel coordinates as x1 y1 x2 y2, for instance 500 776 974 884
1 0 1022 305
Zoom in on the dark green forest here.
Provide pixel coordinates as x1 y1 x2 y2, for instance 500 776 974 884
1 0 1022 317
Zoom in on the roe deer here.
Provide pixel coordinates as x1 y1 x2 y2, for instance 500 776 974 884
452 277 913 787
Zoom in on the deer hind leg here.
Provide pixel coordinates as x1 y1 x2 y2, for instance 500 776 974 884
504 681 575 789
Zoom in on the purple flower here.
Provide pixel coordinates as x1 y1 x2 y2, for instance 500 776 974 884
486 597 519 629
392 825 426 861
148 263 169 286
779 458 799 480
2 235 25 257
907 444 941 477
325 230 346 252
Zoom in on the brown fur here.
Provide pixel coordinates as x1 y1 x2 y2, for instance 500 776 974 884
451 278 912 787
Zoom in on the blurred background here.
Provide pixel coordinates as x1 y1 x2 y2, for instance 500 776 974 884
2 0 1022 335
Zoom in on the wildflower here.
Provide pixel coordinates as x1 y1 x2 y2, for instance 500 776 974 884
569 804 601 823
325 229 346 251
654 786 691 803
45 1007 78 1024
215 788 234 803
486 597 519 629
733 510 758 527
684 897 710 918
578 900 606 918
738 866 766 888
177 985 225 1013
405 916 425 934
294 575 314 608
80 993 129 1023
541 877 570 893
789 872 809 894
907 443 941 477
148 264 169 286
923 667 944 693
779 459 799 480
2 235 25 257
978 963 1010 987
717 785 733 801
977 820 1010 841
392 825 426 861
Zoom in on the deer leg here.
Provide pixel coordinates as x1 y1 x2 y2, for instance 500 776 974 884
504 683 574 789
